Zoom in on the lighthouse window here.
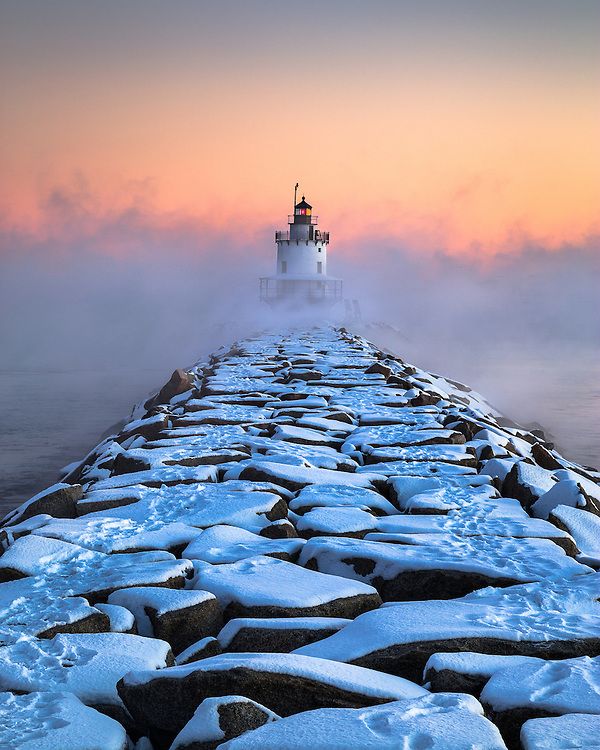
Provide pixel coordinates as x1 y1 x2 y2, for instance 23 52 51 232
317 261 323 274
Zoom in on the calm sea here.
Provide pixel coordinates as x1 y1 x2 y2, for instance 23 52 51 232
0 346 598 518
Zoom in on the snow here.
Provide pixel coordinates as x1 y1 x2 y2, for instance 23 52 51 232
532 479 589 519
78 464 218 493
550 505 600 566
356 460 477 477
81 482 287 535
521 713 600 750
224 459 385 491
0 633 171 707
171 695 279 749
218 692 507 750
107 587 216 637
480 656 600 714
362 443 475 465
0 691 128 750
192 555 378 610
299 534 590 588
181 525 305 564
122 651 429 701
295 573 600 662
289 483 397 515
95 603 135 633
346 424 458 450
296 506 377 535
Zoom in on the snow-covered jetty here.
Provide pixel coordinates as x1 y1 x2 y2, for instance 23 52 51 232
1 327 599 750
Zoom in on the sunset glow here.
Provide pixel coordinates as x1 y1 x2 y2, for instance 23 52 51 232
1 0 599 256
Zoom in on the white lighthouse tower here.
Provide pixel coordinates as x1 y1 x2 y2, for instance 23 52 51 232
260 187 343 305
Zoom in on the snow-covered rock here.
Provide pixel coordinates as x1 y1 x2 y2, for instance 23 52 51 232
0 691 128 750
191 555 381 618
108 587 222 653
118 652 428 739
218 692 507 750
170 695 279 750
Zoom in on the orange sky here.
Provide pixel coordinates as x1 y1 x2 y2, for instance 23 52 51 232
1 1 599 256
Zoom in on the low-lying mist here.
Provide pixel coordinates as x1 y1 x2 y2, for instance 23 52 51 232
1 199 599 464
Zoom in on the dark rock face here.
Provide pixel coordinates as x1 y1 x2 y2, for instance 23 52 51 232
350 636 600 684
222 592 381 622
425 667 489 696
129 597 223 655
118 657 414 741
2 483 83 525
145 369 194 410
219 621 348 653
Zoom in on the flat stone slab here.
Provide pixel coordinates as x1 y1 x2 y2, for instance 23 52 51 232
217 693 507 750
117 652 428 738
289 483 397 515
192 555 381 619
299 534 590 601
480 656 600 749
295 573 600 682
521 713 600 750
182 525 305 564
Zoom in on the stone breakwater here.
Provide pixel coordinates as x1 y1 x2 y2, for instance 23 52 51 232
0 327 599 750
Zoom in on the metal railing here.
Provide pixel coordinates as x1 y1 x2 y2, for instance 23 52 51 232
275 230 330 242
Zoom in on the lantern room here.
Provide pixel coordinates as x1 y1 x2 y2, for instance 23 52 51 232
293 197 313 224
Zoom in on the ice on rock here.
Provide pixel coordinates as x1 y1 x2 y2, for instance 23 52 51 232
218 692 507 750
0 691 128 750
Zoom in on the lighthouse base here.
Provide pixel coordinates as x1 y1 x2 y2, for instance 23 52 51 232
259 275 343 306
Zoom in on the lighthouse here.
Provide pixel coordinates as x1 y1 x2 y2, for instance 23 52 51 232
259 187 343 305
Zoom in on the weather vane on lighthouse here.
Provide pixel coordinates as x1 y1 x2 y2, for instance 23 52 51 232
259 185 343 305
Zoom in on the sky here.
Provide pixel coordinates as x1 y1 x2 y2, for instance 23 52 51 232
1 0 599 254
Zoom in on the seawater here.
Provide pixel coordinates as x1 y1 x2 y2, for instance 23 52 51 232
0 368 165 517
0 346 598 518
